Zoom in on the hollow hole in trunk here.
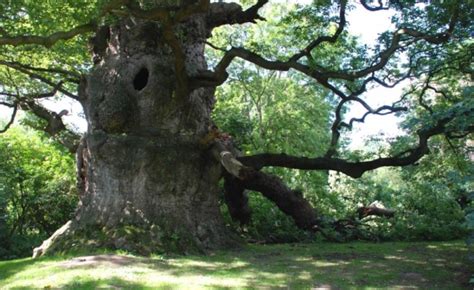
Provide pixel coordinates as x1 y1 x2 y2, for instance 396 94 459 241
133 67 149 91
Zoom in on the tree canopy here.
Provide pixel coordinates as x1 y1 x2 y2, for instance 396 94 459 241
1 0 472 164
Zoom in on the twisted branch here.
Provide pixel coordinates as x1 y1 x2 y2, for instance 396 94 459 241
0 102 18 133
0 22 97 47
238 105 473 178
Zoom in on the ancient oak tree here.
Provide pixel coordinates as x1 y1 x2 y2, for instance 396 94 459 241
0 0 472 255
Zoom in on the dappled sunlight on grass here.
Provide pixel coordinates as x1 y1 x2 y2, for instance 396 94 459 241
312 260 350 267
164 258 250 272
384 255 429 266
0 240 471 289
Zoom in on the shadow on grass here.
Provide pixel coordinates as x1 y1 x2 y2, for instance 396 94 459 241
0 250 119 283
1 241 471 289
0 257 41 282
60 276 148 290
135 241 472 289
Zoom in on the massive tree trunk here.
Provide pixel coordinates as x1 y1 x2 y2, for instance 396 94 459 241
33 14 238 256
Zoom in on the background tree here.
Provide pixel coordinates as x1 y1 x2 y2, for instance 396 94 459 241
0 0 472 256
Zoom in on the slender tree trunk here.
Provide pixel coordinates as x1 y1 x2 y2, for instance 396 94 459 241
33 15 238 256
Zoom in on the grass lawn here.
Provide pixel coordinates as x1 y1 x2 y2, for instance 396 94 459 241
0 240 471 289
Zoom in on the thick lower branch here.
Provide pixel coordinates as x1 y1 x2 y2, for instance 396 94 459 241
238 169 320 231
223 175 251 225
214 143 319 231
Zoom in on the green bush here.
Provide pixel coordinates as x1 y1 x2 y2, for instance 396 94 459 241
0 125 77 259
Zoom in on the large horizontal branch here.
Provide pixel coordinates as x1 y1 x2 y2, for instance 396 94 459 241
0 22 97 48
238 109 473 178
239 151 425 178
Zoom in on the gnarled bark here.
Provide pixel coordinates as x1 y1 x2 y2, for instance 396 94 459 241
215 143 320 232
34 14 239 256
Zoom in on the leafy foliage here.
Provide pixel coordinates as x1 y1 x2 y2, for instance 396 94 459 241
0 0 97 93
330 135 471 242
0 123 77 259
210 4 336 241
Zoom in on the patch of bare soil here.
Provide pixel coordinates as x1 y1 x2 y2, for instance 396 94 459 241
60 254 142 268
